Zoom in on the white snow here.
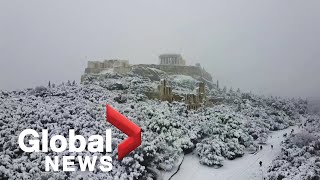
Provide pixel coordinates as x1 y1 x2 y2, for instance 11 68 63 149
149 68 166 74
171 126 299 180
0 73 308 179
169 75 199 84
99 68 114 74
159 154 184 180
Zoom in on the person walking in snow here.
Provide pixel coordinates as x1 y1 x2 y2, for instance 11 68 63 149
260 145 263 150
271 145 273 149
259 161 262 167
291 129 294 134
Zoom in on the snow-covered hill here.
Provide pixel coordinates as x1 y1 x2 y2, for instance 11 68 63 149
0 72 308 180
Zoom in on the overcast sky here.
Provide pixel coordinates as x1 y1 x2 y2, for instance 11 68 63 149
0 0 319 98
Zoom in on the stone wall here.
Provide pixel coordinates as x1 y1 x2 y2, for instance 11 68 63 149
157 80 206 110
114 66 132 74
132 64 212 82
185 94 202 110
83 59 213 84
85 59 131 74
158 79 173 102
184 82 206 110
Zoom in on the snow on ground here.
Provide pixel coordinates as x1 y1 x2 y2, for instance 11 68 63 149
159 154 184 180
171 126 300 180
149 68 166 74
169 75 199 95
170 75 199 83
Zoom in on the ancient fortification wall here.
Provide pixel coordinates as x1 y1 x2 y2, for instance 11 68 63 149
82 55 213 110
132 64 212 82
85 60 131 74
82 54 213 82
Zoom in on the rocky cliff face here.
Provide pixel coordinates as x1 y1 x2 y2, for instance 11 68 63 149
131 66 168 81
132 64 213 82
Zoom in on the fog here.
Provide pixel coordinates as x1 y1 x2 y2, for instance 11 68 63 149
0 0 319 98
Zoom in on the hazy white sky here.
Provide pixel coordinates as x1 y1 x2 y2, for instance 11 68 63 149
0 0 319 98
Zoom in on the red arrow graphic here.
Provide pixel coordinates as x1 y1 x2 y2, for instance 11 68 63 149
106 104 142 160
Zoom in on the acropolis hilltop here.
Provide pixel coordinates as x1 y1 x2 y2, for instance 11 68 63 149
83 54 213 82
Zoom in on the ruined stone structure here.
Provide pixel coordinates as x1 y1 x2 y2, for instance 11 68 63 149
84 59 131 74
83 54 213 83
184 82 206 110
185 94 201 110
132 64 212 82
81 55 211 110
197 82 206 103
157 80 206 110
158 79 173 102
159 54 186 66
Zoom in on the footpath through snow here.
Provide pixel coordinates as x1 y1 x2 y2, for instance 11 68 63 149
170 126 300 180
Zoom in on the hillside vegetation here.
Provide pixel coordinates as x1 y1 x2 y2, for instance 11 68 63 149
0 72 307 180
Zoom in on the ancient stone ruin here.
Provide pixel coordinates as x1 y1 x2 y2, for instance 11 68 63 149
82 54 212 83
157 79 207 110
84 59 131 74
159 54 186 66
158 79 173 102
82 53 213 110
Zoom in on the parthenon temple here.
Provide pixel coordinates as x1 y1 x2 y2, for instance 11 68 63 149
159 54 186 66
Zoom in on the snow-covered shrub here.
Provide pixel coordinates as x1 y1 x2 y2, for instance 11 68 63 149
195 109 252 166
0 72 307 179
257 132 268 144
291 132 317 148
267 115 320 180
196 138 225 166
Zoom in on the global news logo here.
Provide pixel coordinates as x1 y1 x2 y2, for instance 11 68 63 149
17 104 142 172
